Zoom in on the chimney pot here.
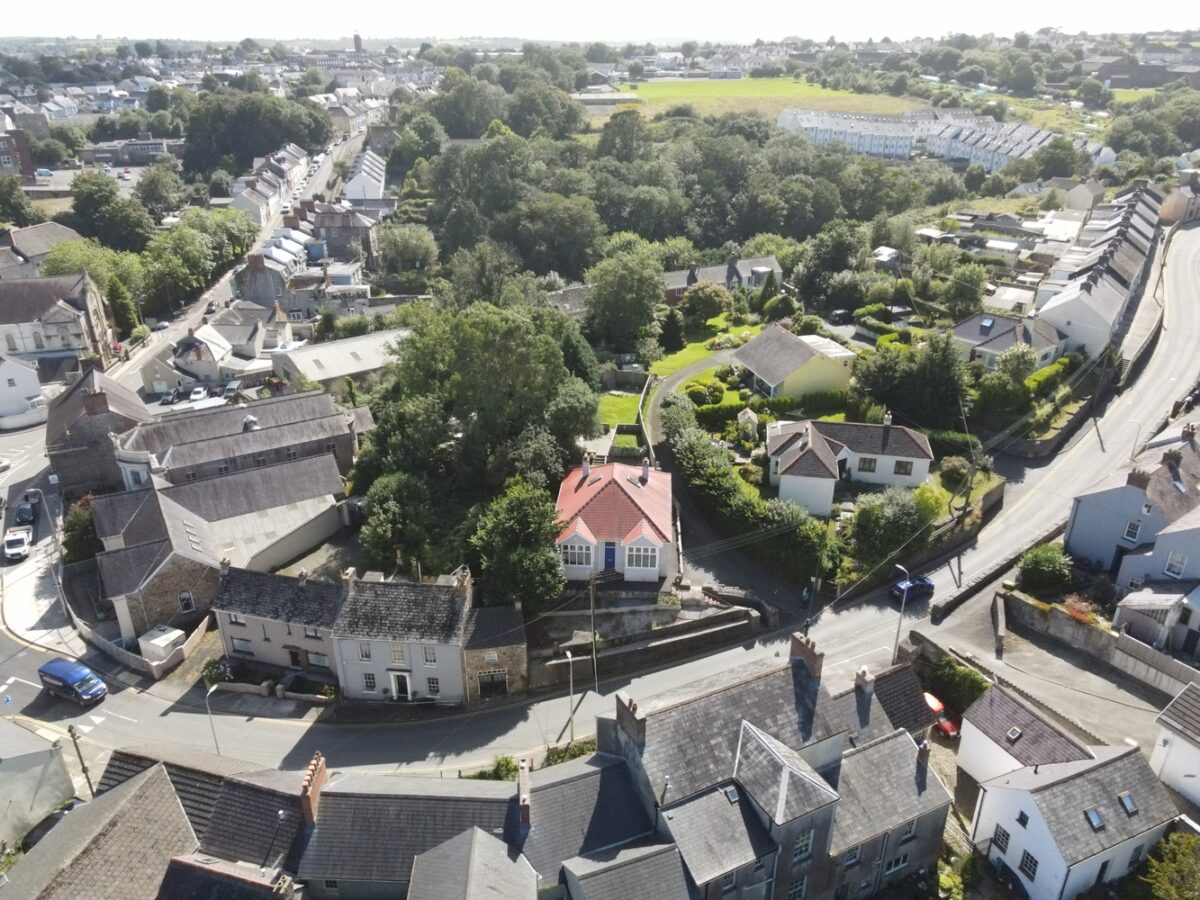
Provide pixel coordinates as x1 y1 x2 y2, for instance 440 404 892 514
641 457 650 484
219 558 231 577
917 740 931 765
517 758 532 827
299 752 327 824
298 569 308 587
615 691 647 747
343 567 357 584
854 665 875 696
789 633 824 678
581 453 590 479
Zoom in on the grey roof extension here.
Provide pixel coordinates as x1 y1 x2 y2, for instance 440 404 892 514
871 664 937 735
561 842 692 900
663 783 776 886
963 686 1093 767
408 827 537 900
332 579 467 644
1156 682 1200 746
733 721 839 825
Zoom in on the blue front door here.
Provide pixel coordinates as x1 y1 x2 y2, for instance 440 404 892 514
604 543 617 571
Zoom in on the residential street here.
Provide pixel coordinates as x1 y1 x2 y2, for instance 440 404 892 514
1 218 1196 782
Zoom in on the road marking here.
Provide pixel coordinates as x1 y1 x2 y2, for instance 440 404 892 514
105 710 138 723
87 714 106 726
830 646 890 666
4 675 41 689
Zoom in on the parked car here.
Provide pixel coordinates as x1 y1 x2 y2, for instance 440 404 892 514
924 692 961 739
889 574 934 603
4 526 33 560
189 386 207 402
159 388 182 405
0 459 10 473
14 501 36 526
205 301 218 314
35 167 54 178
37 657 106 706
151 320 170 331
117 172 131 181
829 309 852 325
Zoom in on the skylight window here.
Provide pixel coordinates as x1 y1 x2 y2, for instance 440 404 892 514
1006 727 1022 743
1085 808 1105 831
1118 792 1137 816
981 317 994 328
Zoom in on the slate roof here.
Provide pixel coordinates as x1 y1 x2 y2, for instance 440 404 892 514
277 328 409 382
298 774 515 885
97 744 262 838
812 419 933 460
952 312 1064 353
561 842 692 900
213 567 344 628
555 462 673 545
463 604 526 650
733 721 839 825
0 272 91 324
332 578 468 644
983 745 1179 865
507 754 653 883
663 783 776 886
46 367 152 446
830 729 951 854
408 827 537 900
662 255 782 292
199 769 308 872
157 453 345 521
733 324 853 388
766 420 840 480
1156 682 1200 746
3 765 198 900
767 418 932 481
627 657 892 804
96 539 172 597
155 856 288 900
1118 437 1200 527
5 221 81 259
962 687 1093 767
871 664 937 735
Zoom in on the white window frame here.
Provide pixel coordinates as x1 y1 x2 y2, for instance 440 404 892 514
993 824 1010 854
900 819 916 842
391 643 406 663
626 545 658 570
1123 520 1141 542
362 672 376 692
426 676 440 696
359 641 372 661
307 650 329 668
1019 851 1038 881
423 645 437 666
858 456 877 473
1128 575 1145 591
228 612 246 626
844 845 860 867
304 625 319 639
231 637 254 655
792 829 814 864
560 542 592 567
788 876 807 900
1165 551 1188 579
884 853 909 875
721 872 736 893
178 591 195 613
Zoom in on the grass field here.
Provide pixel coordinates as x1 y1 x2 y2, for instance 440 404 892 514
1111 88 1157 105
597 391 642 426
650 314 763 377
31 196 74 217
616 77 927 120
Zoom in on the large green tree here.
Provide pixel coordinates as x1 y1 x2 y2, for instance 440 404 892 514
470 478 564 612
584 248 663 350
854 333 968 429
1143 833 1200 900
106 275 140 338
943 262 988 320
0 175 46 227
134 157 185 223
183 89 333 174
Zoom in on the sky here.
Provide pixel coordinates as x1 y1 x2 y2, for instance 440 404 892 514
11 0 1196 44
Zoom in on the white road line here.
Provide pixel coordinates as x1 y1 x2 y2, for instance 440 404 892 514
105 710 138 723
830 646 891 666
4 675 42 689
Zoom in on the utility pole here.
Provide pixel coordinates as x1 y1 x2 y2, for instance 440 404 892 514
67 725 95 798
589 573 599 695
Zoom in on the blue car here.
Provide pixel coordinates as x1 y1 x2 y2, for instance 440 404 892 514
889 575 935 603
37 657 107 705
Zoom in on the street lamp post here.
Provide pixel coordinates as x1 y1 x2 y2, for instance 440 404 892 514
204 683 222 756
892 564 910 665
565 650 576 744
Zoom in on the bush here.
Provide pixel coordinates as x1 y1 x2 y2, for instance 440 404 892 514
543 739 597 767
852 302 890 323
923 428 981 460
465 755 519 780
692 391 846 431
1019 543 1073 595
1024 357 1072 398
201 658 230 687
939 455 971 488
928 654 989 714
875 331 904 349
854 315 895 336
793 315 823 335
129 324 151 344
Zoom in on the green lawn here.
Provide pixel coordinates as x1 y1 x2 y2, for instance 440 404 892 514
650 315 763 377
1111 88 1157 105
598 391 642 426
616 77 926 119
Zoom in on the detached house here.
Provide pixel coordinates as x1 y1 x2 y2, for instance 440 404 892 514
555 458 673 583
951 313 1066 371
1065 423 1200 593
662 256 783 304
733 324 855 399
766 416 933 516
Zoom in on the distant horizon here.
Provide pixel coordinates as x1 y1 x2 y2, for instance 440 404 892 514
3 0 1195 47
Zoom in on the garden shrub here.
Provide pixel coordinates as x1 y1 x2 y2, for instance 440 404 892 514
852 302 889 323
1024 357 1072 398
1018 543 1073 595
927 654 989 714
923 428 982 460
939 455 971 488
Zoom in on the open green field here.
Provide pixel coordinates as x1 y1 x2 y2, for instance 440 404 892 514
617 78 927 119
1111 88 1157 105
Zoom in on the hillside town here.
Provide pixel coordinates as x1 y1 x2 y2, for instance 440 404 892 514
0 16 1199 900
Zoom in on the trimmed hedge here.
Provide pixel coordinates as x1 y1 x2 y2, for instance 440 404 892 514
1024 357 1071 398
922 428 982 460
853 303 890 323
693 390 847 431
855 315 894 336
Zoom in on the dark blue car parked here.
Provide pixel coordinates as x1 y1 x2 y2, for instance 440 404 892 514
889 575 935 604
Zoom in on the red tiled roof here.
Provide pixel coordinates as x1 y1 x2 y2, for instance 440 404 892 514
555 463 672 544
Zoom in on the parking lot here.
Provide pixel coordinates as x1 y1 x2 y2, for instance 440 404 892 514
29 164 146 196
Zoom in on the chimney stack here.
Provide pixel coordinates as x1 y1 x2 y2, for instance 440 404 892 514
615 691 647 747
917 739 930 766
581 453 590 479
854 665 875 697
81 389 109 417
640 457 650 485
789 634 824 679
517 757 532 827
343 567 357 586
299 752 328 824
1126 469 1151 490
297 568 308 587
219 557 231 577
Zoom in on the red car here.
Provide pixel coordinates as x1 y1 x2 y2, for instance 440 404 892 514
925 692 960 739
